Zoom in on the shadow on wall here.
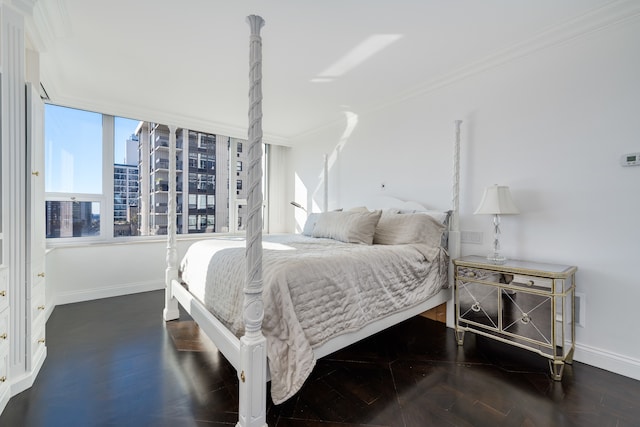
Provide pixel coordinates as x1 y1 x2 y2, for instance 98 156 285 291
293 111 359 232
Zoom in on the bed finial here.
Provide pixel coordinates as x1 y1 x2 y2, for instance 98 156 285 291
246 14 265 34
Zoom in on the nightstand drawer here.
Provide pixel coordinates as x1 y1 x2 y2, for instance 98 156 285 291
456 266 501 282
511 274 552 290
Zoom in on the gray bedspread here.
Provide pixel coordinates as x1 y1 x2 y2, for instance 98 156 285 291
179 234 448 404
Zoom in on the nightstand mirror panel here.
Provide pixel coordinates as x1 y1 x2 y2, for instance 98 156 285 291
501 289 553 349
457 281 499 331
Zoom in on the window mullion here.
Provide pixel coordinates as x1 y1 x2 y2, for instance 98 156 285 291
103 115 115 240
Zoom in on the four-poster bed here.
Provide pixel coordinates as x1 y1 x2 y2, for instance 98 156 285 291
163 15 463 427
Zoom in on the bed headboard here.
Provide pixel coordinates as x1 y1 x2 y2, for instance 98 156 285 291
370 196 431 212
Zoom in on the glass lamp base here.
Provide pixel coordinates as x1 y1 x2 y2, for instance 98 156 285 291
487 253 506 264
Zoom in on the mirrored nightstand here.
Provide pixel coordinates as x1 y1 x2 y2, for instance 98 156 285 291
453 256 577 380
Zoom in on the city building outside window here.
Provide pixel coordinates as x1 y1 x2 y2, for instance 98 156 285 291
44 104 261 241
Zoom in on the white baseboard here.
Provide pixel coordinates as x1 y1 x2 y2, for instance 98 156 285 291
55 280 164 306
574 342 640 381
0 386 9 418
10 347 47 397
446 324 640 382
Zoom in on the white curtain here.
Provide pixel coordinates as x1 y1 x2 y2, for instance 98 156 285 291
266 144 292 233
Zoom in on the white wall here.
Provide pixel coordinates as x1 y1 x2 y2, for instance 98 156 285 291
46 239 194 306
290 18 640 379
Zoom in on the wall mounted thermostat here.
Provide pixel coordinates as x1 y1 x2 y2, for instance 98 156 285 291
621 152 640 167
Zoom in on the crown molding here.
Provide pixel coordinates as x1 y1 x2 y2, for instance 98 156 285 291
25 0 71 52
401 0 640 100
4 0 37 15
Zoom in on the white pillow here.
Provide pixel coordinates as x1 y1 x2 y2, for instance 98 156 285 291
312 210 382 245
301 213 320 236
347 206 369 212
373 212 445 247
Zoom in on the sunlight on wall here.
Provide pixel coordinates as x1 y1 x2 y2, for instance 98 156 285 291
312 111 359 210
293 173 308 232
293 110 359 231
311 34 403 83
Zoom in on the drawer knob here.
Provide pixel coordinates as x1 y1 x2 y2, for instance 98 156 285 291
527 280 534 286
37 272 45 278
467 271 477 278
38 338 46 344
0 333 6 340
37 305 45 311
0 376 5 383
521 313 531 324
471 302 481 312
0 291 5 297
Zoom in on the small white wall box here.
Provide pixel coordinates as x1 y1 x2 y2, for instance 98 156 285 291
621 152 640 166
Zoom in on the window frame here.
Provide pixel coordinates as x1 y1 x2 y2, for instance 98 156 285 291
44 104 268 246
44 114 113 243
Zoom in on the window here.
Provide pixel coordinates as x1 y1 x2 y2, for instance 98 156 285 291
45 105 264 242
113 117 142 237
45 201 100 238
45 105 103 239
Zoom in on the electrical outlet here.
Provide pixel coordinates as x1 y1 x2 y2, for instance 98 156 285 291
461 231 483 244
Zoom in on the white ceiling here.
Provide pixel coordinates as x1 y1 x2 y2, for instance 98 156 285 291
25 0 624 144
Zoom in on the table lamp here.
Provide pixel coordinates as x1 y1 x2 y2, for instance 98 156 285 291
474 185 519 264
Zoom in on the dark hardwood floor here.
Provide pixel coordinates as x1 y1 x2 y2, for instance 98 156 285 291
1 290 639 426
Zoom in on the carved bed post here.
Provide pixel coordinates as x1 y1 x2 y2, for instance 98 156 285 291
237 14 267 427
451 120 462 239
447 119 462 328
164 124 180 321
323 154 328 212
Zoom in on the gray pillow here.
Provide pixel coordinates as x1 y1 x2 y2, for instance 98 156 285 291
312 210 382 244
373 212 445 247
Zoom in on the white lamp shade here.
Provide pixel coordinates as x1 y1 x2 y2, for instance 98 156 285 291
474 185 519 215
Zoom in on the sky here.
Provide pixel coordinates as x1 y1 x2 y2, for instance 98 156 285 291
45 104 140 194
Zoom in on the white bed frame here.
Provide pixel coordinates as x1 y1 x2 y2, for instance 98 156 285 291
163 15 463 427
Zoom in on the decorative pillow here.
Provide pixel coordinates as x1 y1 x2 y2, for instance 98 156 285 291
302 213 320 236
312 210 382 244
348 206 369 212
416 210 451 247
373 212 445 247
396 208 450 224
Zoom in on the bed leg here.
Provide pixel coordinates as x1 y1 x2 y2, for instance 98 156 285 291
163 295 179 321
164 272 180 322
237 334 267 427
